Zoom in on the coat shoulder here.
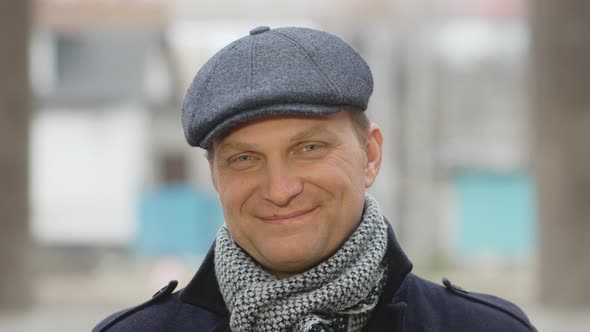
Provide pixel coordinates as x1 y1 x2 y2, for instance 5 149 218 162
396 274 537 332
92 281 222 332
92 281 180 332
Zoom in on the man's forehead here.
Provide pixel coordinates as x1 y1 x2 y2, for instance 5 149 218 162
214 115 347 151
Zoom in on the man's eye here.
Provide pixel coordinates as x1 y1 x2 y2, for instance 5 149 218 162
233 154 253 162
302 144 320 152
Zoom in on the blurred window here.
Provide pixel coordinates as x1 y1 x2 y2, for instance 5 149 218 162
51 31 155 101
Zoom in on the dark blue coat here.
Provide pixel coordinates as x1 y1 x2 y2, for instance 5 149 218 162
93 222 536 332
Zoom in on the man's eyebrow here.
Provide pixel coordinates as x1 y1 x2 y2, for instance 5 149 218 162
289 125 335 142
217 141 259 153
217 125 335 152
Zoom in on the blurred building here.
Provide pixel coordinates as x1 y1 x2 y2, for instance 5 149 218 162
31 0 175 246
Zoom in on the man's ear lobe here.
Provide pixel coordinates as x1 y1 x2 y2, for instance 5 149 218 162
364 123 384 188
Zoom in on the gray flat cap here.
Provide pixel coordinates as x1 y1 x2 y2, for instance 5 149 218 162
181 26 374 149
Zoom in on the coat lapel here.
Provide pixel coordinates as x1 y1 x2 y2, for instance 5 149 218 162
179 244 229 317
363 302 406 332
362 219 413 332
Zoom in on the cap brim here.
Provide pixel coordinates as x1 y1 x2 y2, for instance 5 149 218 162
199 103 350 149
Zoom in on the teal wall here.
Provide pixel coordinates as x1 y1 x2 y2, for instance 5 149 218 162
135 184 224 257
455 171 536 259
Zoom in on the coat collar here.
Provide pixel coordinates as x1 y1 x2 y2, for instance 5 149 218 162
361 218 412 331
180 242 229 316
179 217 413 325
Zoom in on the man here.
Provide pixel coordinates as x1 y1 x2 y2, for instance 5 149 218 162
94 26 536 332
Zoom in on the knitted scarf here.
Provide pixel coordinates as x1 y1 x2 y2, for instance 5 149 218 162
214 194 388 332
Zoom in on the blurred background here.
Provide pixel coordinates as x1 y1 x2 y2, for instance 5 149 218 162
1 0 589 331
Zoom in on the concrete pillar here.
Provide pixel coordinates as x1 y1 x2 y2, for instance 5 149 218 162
532 0 590 306
397 29 441 262
0 0 32 309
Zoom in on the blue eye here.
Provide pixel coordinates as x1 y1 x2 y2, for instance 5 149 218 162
226 153 257 169
303 144 319 152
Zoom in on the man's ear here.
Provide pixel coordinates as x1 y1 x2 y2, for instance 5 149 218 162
364 123 383 188
206 151 219 192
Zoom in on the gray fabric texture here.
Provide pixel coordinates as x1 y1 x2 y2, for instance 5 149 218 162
214 194 388 332
181 26 374 148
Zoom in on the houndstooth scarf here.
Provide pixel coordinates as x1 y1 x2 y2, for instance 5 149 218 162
214 194 389 332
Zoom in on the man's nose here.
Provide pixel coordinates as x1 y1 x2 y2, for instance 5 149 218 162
261 161 303 207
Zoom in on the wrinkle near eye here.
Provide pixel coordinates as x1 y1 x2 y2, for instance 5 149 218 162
325 149 356 167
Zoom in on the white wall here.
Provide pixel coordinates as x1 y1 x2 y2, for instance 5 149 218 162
30 104 149 245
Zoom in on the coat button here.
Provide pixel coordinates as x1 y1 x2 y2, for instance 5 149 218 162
250 26 270 35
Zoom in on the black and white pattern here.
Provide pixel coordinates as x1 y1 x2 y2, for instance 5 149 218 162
214 194 389 332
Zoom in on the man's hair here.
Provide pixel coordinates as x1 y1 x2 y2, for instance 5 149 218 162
349 108 371 147
206 108 370 161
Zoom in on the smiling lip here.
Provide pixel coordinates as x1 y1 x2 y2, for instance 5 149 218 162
259 207 317 224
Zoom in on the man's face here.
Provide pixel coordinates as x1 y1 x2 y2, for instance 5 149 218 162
208 111 383 278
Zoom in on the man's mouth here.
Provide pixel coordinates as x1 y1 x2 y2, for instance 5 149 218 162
259 207 318 224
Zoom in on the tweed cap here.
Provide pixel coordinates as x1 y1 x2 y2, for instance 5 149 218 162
181 26 374 149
